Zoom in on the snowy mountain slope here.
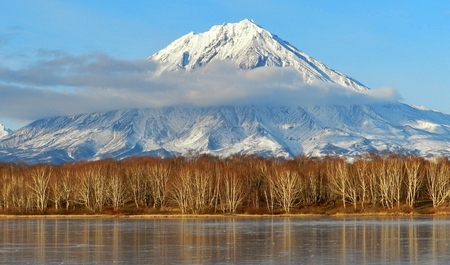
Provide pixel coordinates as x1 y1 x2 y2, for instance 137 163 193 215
2 104 450 164
149 19 368 92
0 124 11 139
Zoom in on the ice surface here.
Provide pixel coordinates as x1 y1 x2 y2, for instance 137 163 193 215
2 217 450 264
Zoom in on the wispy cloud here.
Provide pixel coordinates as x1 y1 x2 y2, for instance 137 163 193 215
0 26 23 46
0 51 400 123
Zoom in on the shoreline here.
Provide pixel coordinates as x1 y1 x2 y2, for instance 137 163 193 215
1 211 450 219
2 201 450 219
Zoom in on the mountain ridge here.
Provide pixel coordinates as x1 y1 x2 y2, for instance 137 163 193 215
1 104 450 164
149 19 368 92
0 124 11 139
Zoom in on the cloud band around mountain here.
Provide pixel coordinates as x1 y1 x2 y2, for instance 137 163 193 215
0 52 400 123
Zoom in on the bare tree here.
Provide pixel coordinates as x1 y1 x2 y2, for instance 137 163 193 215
49 169 64 211
190 167 215 214
75 162 108 212
326 158 357 209
169 164 192 214
363 155 380 205
404 156 424 207
90 163 108 212
267 164 303 213
9 170 31 211
376 156 403 209
243 156 270 211
125 160 148 208
145 160 174 209
169 159 217 214
301 159 326 205
373 157 392 208
217 166 246 214
107 162 128 210
28 165 52 212
60 167 75 212
353 157 370 208
426 158 450 208
0 164 15 210
75 164 93 212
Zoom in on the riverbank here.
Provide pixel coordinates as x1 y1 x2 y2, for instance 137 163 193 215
0 213 449 219
1 203 450 218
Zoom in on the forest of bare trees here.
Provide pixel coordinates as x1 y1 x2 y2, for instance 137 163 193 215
0 154 450 215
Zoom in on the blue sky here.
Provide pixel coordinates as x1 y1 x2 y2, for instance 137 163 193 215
1 1 450 129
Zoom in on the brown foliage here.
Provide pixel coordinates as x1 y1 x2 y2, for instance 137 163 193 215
0 153 447 215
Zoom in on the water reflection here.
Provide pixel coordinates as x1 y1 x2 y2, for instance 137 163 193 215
1 216 450 264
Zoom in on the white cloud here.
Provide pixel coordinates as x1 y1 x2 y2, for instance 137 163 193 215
0 52 400 124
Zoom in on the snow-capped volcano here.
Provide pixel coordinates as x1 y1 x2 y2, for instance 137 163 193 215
150 19 368 92
0 19 450 164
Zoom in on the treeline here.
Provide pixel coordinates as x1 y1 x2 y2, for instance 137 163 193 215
0 154 449 215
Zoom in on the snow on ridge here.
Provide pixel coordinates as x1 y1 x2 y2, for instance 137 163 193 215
0 124 12 139
2 104 450 164
409 104 429 111
149 19 368 92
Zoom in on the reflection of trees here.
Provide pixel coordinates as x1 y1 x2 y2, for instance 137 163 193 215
1 217 450 263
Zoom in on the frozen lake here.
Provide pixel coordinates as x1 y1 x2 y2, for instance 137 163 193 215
1 216 450 264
